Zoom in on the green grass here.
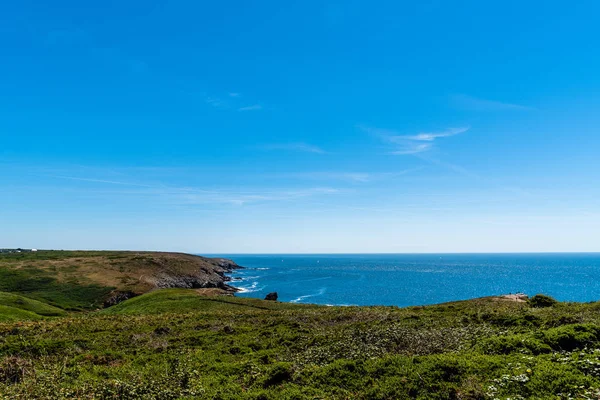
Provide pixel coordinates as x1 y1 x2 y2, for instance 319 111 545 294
0 292 66 318
2 290 600 398
0 267 114 310
2 252 600 398
101 289 316 315
0 291 67 322
0 305 42 323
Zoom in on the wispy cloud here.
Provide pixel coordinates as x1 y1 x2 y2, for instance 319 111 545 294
282 168 421 183
204 96 228 109
93 186 340 206
238 104 262 112
203 92 265 112
360 125 468 155
389 143 433 155
178 187 339 206
391 127 469 142
450 94 533 111
46 175 156 188
295 172 372 183
259 142 327 154
42 169 339 206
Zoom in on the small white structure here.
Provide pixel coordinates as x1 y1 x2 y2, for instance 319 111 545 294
31 249 38 252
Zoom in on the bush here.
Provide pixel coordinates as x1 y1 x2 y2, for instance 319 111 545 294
480 334 552 355
543 324 600 351
263 362 294 387
528 294 558 308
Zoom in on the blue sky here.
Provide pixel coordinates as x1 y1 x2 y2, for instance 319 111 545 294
1 0 599 252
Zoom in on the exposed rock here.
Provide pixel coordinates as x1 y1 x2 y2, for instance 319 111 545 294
103 291 139 308
216 258 243 270
264 292 278 301
142 254 244 293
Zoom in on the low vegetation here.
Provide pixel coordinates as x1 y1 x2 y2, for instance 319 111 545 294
1 252 600 399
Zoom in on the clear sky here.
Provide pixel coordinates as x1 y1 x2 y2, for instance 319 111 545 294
1 1 599 253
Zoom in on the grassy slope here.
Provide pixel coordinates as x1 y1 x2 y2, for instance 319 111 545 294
101 289 315 315
2 289 600 399
0 292 66 322
0 306 42 323
0 251 234 310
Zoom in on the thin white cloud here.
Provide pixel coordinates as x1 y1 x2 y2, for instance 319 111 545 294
44 170 340 206
192 187 340 206
360 125 468 155
47 175 155 188
259 142 326 154
124 186 341 206
283 168 421 183
205 96 228 109
228 92 240 97
393 127 469 142
389 143 433 155
450 94 533 111
238 104 262 112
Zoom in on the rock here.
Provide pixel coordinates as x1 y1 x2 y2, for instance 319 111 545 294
103 291 138 308
145 256 243 292
216 258 242 271
264 292 278 301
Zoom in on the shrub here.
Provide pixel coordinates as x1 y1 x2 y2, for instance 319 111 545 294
543 324 600 351
263 362 294 387
528 294 558 308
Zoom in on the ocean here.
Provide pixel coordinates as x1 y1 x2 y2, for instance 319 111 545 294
210 253 600 307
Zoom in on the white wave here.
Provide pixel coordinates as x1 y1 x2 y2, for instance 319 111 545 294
235 281 265 293
234 275 260 281
290 287 326 303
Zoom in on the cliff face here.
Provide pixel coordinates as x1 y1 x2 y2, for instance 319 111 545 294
143 254 242 291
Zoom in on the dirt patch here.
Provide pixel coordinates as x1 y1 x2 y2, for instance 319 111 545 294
496 294 528 303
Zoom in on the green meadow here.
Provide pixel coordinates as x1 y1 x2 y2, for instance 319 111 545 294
2 252 600 399
2 289 600 399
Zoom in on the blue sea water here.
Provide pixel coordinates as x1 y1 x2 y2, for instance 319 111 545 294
208 254 600 307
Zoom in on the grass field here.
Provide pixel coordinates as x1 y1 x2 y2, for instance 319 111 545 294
1 288 600 399
2 252 600 399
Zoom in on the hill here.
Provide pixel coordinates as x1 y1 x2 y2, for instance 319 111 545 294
0 251 240 310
